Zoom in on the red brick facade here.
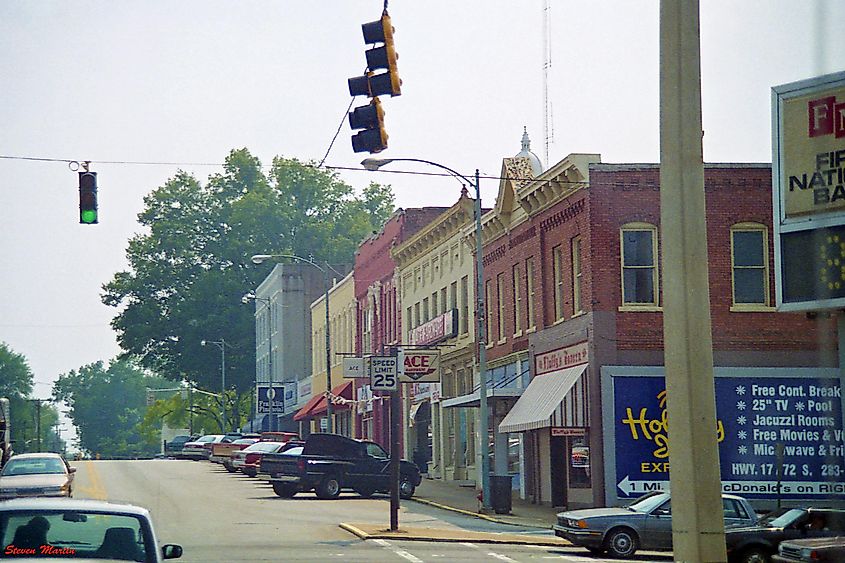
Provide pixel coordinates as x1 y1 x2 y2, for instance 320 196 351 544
353 207 449 448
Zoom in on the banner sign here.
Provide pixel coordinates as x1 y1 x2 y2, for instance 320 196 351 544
612 371 844 499
256 384 285 415
408 309 457 346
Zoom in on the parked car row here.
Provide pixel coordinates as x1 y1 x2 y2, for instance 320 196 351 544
554 490 845 562
189 432 423 502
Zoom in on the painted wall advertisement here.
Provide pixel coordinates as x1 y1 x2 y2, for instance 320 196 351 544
610 369 844 500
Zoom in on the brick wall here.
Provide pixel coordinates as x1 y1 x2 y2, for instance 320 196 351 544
482 163 835 364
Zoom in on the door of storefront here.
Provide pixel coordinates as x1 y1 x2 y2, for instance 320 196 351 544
550 434 567 506
412 402 432 472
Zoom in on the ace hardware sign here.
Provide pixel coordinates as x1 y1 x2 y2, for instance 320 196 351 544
773 70 845 311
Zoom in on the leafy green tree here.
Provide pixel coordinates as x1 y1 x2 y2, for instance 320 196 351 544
102 149 394 396
52 359 167 458
0 341 34 399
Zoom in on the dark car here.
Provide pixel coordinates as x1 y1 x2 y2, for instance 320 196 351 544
554 490 758 558
725 508 845 563
163 435 195 457
773 535 845 562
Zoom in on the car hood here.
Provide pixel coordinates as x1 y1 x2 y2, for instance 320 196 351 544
782 536 845 549
558 507 641 520
0 474 69 488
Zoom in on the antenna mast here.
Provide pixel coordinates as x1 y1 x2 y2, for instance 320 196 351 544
542 0 554 166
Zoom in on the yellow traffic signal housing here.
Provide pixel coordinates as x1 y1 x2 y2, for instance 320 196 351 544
349 97 388 154
348 12 401 98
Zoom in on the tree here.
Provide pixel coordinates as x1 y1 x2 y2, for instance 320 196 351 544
0 341 34 399
0 342 60 454
52 359 166 458
102 149 395 396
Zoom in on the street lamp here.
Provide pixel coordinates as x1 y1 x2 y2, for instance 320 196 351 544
251 253 344 434
242 291 276 431
361 157 492 512
201 339 229 432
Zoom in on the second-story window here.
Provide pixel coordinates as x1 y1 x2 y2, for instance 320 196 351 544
572 235 583 315
553 245 565 321
497 273 506 342
731 223 769 307
526 257 536 329
621 224 659 306
460 276 469 334
512 264 522 335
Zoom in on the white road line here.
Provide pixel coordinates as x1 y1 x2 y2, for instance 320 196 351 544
486 552 518 562
372 539 424 563
459 542 477 548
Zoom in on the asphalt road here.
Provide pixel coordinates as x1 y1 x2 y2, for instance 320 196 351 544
70 459 670 562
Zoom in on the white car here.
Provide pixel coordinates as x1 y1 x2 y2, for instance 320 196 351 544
0 497 182 561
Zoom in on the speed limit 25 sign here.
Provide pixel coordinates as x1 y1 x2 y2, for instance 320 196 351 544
368 356 398 391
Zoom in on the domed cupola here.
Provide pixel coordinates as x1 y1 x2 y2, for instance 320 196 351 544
514 127 544 177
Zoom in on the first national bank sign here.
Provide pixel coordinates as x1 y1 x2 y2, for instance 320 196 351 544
773 71 845 311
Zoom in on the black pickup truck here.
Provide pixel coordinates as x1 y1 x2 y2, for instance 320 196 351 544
257 433 422 500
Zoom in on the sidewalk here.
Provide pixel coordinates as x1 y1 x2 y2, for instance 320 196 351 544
412 476 559 529
339 476 570 546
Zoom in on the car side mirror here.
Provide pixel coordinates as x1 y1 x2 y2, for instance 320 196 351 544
162 544 183 559
655 507 670 516
69 467 77 473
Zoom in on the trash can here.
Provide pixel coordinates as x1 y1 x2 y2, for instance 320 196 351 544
490 475 513 514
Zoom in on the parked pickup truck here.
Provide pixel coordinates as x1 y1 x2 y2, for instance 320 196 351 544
257 433 422 500
209 437 260 464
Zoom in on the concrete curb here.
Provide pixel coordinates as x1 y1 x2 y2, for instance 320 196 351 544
338 522 370 539
409 497 552 530
338 522 570 546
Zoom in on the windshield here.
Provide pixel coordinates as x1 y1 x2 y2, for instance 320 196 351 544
2 458 67 476
761 508 806 528
245 442 282 453
1 510 151 561
627 491 670 513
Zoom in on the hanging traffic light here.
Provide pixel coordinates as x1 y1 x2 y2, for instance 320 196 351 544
347 12 401 98
348 11 400 154
349 98 388 154
78 171 98 224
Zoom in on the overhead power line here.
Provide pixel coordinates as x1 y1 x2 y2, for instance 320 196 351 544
0 153 593 186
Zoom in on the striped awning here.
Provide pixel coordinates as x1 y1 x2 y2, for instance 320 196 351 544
498 363 588 433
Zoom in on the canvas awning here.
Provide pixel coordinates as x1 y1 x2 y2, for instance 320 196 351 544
440 387 523 408
293 393 325 422
310 381 354 416
498 363 588 433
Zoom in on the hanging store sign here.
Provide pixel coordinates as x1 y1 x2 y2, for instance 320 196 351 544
398 349 440 383
343 357 367 378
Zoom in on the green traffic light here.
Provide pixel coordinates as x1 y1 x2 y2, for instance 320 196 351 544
80 210 98 224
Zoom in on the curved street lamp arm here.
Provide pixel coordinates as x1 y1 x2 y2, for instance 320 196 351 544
361 157 474 187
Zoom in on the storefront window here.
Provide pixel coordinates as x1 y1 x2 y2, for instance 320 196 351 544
568 435 591 488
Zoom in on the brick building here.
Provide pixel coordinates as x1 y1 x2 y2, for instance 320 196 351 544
483 156 838 509
353 207 449 449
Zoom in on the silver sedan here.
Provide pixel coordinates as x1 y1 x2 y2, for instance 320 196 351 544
553 490 758 558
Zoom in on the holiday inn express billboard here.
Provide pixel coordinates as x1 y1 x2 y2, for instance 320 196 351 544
602 367 844 503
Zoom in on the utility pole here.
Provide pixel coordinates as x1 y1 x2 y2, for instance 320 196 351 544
660 1 726 561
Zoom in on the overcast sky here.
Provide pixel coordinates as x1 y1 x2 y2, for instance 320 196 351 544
1 0 844 409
